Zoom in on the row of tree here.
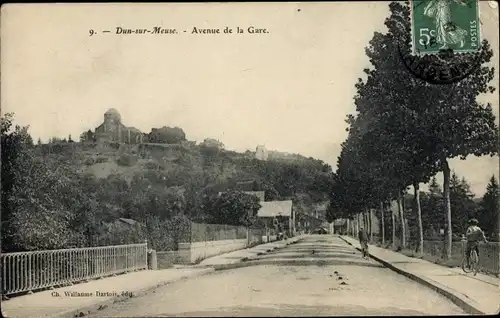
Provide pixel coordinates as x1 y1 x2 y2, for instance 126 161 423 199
327 2 498 258
402 174 498 246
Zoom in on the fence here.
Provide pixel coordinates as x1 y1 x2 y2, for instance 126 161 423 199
248 228 265 246
350 230 500 276
190 222 248 242
416 239 500 276
1 242 147 296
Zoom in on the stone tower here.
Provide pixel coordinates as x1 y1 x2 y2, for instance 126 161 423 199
256 145 268 161
103 108 122 142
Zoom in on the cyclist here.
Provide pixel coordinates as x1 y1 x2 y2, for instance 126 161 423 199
465 218 488 268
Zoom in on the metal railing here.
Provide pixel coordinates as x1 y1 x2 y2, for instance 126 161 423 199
1 242 148 296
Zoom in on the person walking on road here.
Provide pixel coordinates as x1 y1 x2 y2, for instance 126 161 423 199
358 227 369 259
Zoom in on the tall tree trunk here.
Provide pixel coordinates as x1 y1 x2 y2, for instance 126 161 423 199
362 210 367 232
380 201 385 246
366 209 370 234
367 209 371 237
354 217 357 236
443 159 452 260
356 213 360 234
247 226 250 247
369 208 373 242
365 210 369 237
392 204 396 249
367 208 371 239
398 193 406 249
414 182 424 255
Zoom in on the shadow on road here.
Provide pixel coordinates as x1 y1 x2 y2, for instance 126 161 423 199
255 253 367 260
161 304 428 316
242 259 384 268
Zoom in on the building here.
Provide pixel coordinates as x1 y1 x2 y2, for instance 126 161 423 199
333 219 348 234
313 201 329 220
255 145 268 161
257 200 295 239
93 108 144 144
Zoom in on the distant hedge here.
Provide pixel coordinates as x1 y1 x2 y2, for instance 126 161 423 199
116 154 137 166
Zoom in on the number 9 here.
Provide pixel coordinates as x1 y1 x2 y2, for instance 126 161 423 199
89 29 95 36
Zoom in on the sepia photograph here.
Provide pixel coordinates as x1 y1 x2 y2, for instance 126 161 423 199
1 1 499 317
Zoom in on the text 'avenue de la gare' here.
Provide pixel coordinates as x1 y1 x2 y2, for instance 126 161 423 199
89 26 270 36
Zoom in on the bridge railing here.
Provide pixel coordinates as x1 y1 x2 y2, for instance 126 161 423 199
1 242 148 296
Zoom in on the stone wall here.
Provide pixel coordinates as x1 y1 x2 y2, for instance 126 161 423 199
156 250 190 268
154 229 269 268
179 239 248 264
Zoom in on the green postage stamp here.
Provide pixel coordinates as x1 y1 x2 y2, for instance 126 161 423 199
411 0 481 54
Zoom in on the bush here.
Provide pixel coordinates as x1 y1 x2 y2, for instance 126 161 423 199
96 221 146 246
116 154 137 166
84 157 95 166
144 160 162 170
95 155 109 164
108 142 121 150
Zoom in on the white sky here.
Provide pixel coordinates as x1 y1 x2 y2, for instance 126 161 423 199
1 2 499 197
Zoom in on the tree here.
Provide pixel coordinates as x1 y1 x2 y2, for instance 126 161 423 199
449 173 477 236
1 118 86 251
148 126 186 144
348 1 498 258
420 176 443 236
429 176 441 195
250 180 281 201
80 129 95 142
164 213 191 249
204 191 261 227
478 175 499 239
200 138 225 168
1 113 41 250
200 138 225 149
330 110 391 244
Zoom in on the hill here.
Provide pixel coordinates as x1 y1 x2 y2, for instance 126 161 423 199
2 127 333 252
35 141 332 197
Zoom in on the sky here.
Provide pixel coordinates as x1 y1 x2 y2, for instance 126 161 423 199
1 2 499 197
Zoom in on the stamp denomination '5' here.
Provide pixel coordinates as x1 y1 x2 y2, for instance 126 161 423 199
412 0 481 54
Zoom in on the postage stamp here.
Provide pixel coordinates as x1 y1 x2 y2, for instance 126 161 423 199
411 0 481 55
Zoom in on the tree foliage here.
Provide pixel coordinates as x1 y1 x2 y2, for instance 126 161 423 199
478 176 499 239
203 191 261 227
148 126 186 144
329 2 498 257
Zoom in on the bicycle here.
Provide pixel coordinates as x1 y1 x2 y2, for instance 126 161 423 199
461 246 480 275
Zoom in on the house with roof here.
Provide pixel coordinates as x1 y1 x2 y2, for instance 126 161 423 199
257 200 295 240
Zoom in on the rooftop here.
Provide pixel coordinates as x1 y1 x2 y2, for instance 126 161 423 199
257 200 293 218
